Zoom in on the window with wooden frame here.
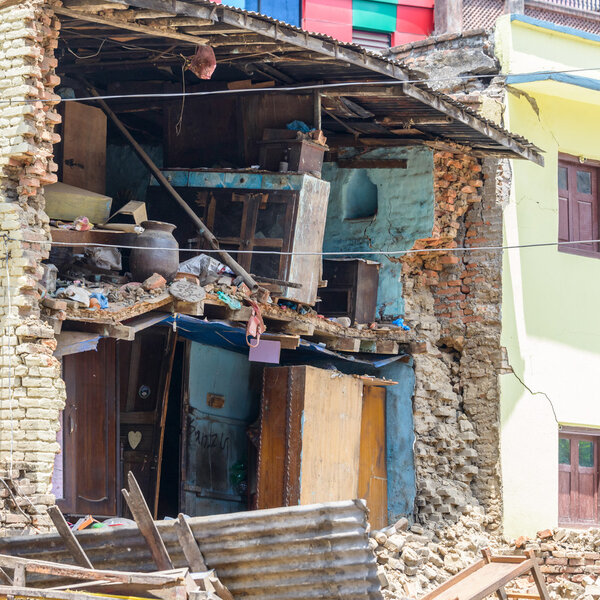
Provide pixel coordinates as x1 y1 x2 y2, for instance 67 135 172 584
558 154 600 257
559 428 600 527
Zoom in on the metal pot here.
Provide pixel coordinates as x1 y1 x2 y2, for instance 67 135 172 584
130 220 179 282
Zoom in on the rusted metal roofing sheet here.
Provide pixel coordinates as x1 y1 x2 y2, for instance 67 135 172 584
56 0 544 164
0 500 382 600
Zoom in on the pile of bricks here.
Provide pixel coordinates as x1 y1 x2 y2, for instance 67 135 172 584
0 0 64 533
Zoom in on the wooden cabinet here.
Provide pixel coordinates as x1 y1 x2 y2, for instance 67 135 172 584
319 258 380 324
147 171 329 305
257 365 388 526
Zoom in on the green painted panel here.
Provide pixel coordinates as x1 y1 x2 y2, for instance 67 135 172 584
353 0 397 33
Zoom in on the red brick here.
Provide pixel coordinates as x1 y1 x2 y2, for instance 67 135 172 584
463 316 482 323
142 273 167 290
546 557 567 566
439 255 460 265
537 529 553 539
565 566 584 574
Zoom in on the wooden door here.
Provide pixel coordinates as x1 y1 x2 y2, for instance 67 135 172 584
358 385 388 530
118 328 176 516
61 102 106 194
559 432 599 526
60 339 118 516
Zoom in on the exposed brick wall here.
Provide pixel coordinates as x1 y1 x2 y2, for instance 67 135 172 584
0 0 64 533
400 150 504 531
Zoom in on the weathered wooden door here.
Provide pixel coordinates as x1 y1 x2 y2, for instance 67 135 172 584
60 339 118 516
358 385 388 530
559 432 599 526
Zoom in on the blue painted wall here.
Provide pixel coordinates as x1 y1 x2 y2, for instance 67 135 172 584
106 144 163 206
322 146 435 318
234 0 301 27
381 359 416 522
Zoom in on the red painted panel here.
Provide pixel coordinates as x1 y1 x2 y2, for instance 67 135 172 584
399 0 434 7
391 30 427 46
303 0 353 42
396 5 434 35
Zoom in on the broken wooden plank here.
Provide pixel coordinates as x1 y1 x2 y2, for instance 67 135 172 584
54 6 208 44
0 555 183 586
326 337 361 352
173 299 204 317
176 514 207 573
47 506 94 570
122 471 173 572
261 333 300 350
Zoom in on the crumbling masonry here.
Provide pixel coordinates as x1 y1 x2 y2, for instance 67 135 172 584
0 0 64 531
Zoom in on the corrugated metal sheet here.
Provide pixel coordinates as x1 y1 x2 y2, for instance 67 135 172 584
0 500 383 600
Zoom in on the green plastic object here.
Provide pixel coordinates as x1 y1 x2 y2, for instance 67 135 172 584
353 0 398 33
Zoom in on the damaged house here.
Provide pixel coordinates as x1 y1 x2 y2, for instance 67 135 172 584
0 0 547 569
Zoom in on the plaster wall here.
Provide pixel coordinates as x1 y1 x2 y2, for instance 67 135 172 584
322 146 435 319
496 16 600 537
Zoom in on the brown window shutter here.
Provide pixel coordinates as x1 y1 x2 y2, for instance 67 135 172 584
558 195 569 243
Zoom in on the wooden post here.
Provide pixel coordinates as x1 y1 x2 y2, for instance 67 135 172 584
176 514 207 572
434 0 463 34
313 90 322 131
525 549 551 600
47 506 94 570
13 564 25 587
122 472 173 572
504 0 525 13
83 84 259 292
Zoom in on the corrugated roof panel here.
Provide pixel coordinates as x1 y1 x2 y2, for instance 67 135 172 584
0 500 383 600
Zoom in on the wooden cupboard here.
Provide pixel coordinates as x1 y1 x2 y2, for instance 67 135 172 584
256 365 388 527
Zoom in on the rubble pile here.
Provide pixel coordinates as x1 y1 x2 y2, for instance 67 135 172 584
372 507 499 598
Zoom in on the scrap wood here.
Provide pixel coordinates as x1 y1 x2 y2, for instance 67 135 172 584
0 554 185 587
47 506 93 569
122 471 173 572
420 548 550 600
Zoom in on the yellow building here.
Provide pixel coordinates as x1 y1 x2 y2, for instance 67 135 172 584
496 14 600 536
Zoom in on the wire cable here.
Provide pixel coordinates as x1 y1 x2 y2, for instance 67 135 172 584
2 66 600 105
13 235 600 256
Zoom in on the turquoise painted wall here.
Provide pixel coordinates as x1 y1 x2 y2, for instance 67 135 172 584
381 359 416 521
322 146 435 318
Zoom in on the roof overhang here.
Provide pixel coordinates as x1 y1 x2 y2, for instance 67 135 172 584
507 72 600 105
55 0 544 165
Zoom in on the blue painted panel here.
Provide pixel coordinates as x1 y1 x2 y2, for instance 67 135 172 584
184 343 256 516
245 0 301 27
322 146 434 318
380 359 416 522
152 170 307 191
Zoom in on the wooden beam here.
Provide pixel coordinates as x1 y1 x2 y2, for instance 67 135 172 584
0 555 183 586
54 6 209 45
47 506 94 570
176 514 207 572
122 472 173 572
63 0 129 10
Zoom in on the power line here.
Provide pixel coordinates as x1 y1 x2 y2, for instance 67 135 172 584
3 66 600 105
10 236 600 256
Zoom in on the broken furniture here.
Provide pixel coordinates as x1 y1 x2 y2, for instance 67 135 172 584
319 258 381 324
420 548 551 600
45 182 113 225
257 365 394 529
0 498 381 600
148 170 330 305
257 128 328 175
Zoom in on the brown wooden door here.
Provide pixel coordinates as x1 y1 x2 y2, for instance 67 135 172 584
60 339 118 516
358 385 388 530
559 433 599 526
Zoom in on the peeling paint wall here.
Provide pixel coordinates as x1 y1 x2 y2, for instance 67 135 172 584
322 146 435 319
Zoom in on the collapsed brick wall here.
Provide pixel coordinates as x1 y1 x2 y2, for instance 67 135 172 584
400 151 505 530
0 0 64 533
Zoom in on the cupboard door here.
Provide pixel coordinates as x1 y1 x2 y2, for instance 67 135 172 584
60 339 118 516
358 385 388 530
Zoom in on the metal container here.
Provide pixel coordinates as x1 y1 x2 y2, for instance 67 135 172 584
130 220 179 282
